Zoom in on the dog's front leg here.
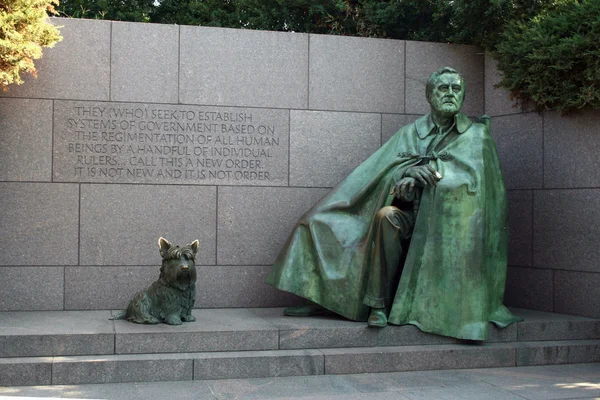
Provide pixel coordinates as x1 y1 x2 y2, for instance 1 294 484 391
165 314 183 325
182 313 196 322
180 287 196 322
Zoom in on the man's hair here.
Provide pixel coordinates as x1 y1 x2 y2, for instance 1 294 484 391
425 67 465 101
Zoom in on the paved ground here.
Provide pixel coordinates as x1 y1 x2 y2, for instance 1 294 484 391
0 363 598 400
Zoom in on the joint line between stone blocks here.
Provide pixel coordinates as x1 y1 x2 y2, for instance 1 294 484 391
77 184 82 267
552 270 556 313
109 22 113 101
215 186 219 266
541 113 545 189
51 100 55 183
379 113 383 147
307 34 311 110
287 109 291 186
50 356 55 385
178 25 181 104
531 190 535 270
403 40 407 114
482 52 486 115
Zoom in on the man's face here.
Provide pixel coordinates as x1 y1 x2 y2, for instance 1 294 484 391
428 73 465 117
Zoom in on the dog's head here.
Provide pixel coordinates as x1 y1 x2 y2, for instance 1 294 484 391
158 237 198 289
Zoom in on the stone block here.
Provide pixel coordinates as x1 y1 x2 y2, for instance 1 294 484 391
515 308 600 341
0 311 114 357
381 114 420 143
289 110 381 187
80 184 216 265
0 99 53 181
196 266 303 308
52 100 289 186
217 187 329 265
52 353 193 385
554 270 600 319
485 325 519 343
0 267 64 311
0 183 79 265
468 364 600 400
377 325 458 347
405 41 484 116
14 379 217 399
193 349 324 380
251 308 378 349
65 266 158 310
534 189 600 273
544 111 600 188
378 323 516 347
484 54 522 116
516 340 600 366
504 267 553 312
180 26 308 109
114 309 278 354
322 344 515 375
206 374 359 399
507 190 533 267
0 18 110 100
111 22 179 103
340 370 469 395
492 113 543 189
309 34 404 113
0 358 52 386
403 386 525 400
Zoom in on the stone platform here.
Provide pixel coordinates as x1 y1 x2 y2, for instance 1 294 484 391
0 308 599 386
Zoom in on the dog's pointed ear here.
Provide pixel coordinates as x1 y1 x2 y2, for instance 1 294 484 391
158 237 172 258
189 240 199 255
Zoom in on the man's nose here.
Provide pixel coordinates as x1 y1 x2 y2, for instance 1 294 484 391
181 264 189 270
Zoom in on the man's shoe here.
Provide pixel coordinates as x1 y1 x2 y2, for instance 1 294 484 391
367 308 387 328
283 303 326 317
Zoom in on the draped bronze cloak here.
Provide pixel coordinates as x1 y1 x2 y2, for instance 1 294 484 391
266 113 522 340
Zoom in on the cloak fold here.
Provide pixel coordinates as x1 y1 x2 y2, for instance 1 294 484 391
266 113 522 340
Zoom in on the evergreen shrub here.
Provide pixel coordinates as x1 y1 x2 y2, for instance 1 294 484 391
494 0 600 114
0 0 62 90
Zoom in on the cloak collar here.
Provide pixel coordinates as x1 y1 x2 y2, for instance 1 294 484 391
414 113 473 139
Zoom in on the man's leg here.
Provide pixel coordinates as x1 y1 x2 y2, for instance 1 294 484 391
364 206 414 327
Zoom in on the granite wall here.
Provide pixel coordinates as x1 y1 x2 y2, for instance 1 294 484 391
486 57 600 319
0 18 597 318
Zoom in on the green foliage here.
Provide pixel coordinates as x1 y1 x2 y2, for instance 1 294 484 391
494 0 600 114
57 0 155 22
450 0 553 49
150 0 238 27
236 0 350 34
0 0 62 90
357 1 452 41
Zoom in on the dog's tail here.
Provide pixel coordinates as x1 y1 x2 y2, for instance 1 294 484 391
109 310 127 320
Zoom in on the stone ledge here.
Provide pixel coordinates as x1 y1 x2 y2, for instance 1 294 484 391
114 308 279 354
0 308 598 359
2 340 599 386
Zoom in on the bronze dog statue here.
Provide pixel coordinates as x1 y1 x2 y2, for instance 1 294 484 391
111 237 198 325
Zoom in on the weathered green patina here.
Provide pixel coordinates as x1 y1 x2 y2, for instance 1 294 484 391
266 67 522 341
111 238 198 325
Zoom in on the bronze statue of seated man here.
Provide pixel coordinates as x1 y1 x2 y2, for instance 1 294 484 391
267 67 522 341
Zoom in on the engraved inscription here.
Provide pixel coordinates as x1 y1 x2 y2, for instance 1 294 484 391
53 101 288 185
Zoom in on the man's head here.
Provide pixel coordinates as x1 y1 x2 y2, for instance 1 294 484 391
425 67 465 118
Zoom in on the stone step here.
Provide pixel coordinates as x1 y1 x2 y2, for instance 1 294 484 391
2 340 599 386
0 308 598 358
